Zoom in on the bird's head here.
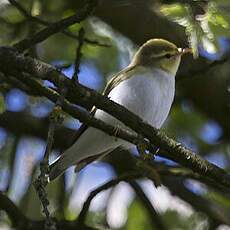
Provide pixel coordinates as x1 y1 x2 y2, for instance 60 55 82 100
131 38 191 75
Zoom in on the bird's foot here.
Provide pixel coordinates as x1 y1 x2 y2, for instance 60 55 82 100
137 136 159 160
137 141 152 160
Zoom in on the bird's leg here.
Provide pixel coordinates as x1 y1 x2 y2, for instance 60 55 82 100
137 135 159 160
136 138 162 187
137 142 148 160
136 136 151 160
149 146 160 159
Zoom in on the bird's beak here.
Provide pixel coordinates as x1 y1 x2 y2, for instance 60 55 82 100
178 48 193 56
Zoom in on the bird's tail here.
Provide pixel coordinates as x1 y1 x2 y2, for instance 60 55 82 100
48 149 112 181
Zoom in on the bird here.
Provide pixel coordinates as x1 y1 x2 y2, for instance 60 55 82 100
49 38 191 181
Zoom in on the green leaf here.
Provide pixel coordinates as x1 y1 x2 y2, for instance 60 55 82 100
160 3 188 19
160 1 230 56
123 199 153 230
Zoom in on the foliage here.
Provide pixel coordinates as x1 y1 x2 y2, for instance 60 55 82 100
160 0 230 56
0 0 230 229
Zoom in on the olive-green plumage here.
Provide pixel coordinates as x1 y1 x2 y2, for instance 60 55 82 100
104 39 181 95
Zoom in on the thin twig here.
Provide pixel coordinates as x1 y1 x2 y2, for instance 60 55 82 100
164 177 230 226
77 173 141 226
130 181 167 230
8 0 109 48
156 164 230 193
33 82 66 230
72 28 85 83
12 0 98 52
0 191 28 227
0 191 105 230
33 123 57 230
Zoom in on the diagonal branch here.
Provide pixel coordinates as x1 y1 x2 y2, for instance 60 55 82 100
13 0 98 52
109 152 230 227
0 191 104 230
8 0 109 48
0 191 28 227
77 173 141 226
72 28 85 83
129 181 167 230
0 108 228 194
0 110 75 150
0 46 230 190
163 177 230 227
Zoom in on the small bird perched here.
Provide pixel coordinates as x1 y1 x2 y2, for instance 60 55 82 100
49 38 191 181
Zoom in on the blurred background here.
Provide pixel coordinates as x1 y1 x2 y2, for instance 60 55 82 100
0 0 230 229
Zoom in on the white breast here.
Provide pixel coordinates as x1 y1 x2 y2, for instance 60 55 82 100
97 68 175 129
60 68 175 165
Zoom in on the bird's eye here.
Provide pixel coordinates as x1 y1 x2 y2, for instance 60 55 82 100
164 54 171 59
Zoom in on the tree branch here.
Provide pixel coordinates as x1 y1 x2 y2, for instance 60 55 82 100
163 178 230 227
33 65 71 230
108 152 230 227
0 191 28 227
0 110 75 150
8 0 109 48
129 181 167 230
13 0 98 52
0 46 230 191
77 173 141 226
72 28 85 83
0 110 228 193
155 163 230 194
33 119 57 230
0 191 104 230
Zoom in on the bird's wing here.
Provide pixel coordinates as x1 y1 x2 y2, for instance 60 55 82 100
49 65 138 180
49 147 113 181
69 107 96 146
70 64 137 145
102 64 136 96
